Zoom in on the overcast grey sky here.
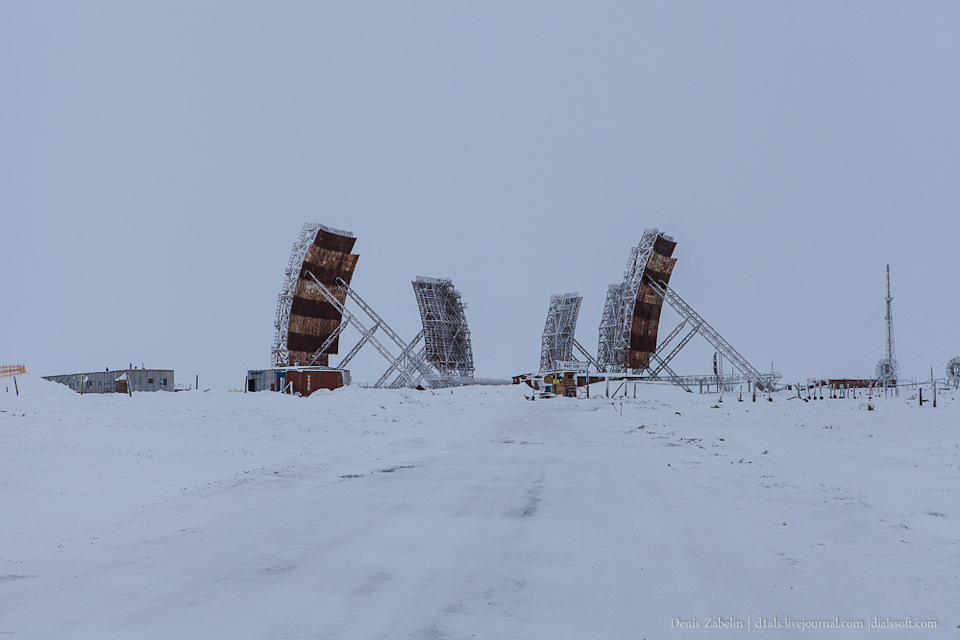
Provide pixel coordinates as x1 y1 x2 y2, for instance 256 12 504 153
2 2 958 390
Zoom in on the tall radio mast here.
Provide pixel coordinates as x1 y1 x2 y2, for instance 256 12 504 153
876 264 899 386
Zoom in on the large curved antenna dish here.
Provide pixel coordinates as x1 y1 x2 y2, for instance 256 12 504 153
412 276 474 380
540 293 582 372
272 223 358 367
597 229 677 372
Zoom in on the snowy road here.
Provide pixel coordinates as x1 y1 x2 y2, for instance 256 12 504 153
2 382 958 638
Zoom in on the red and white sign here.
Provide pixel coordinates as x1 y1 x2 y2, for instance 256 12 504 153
0 364 26 379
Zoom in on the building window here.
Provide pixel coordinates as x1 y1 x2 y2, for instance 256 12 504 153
148 378 154 384
161 378 167 386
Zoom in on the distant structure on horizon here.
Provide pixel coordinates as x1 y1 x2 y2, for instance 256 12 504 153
254 223 502 395
44 368 174 394
517 227 780 394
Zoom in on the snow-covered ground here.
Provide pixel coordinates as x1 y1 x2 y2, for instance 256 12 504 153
2 378 957 638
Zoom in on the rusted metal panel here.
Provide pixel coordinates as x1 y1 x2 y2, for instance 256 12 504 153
284 227 359 366
652 234 677 258
628 242 677 370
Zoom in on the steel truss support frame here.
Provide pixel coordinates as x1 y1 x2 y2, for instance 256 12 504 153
307 320 348 366
628 319 690 392
385 346 429 389
572 339 601 371
306 273 422 388
329 275 480 389
375 331 425 388
336 277 438 382
338 321 381 370
645 277 780 391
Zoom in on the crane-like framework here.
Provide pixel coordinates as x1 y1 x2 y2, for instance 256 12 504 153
875 264 900 386
272 223 358 367
412 277 475 381
541 293 583 372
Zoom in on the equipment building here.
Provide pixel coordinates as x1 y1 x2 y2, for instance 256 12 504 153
44 369 174 394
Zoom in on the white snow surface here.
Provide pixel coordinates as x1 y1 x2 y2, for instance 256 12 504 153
2 378 958 638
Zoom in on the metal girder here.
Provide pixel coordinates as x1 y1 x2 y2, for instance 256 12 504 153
645 353 693 392
307 320 348 366
652 320 687 361
306 273 421 388
387 346 430 389
338 321 381 369
336 278 437 382
646 277 779 391
649 326 701 379
572 338 601 371
375 331 425 389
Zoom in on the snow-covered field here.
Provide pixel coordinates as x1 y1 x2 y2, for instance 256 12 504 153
2 378 957 638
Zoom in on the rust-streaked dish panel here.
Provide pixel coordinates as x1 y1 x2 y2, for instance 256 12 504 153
286 229 358 366
628 235 677 370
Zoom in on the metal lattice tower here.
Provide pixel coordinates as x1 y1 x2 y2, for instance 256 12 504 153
540 293 583 372
875 264 900 386
412 277 475 380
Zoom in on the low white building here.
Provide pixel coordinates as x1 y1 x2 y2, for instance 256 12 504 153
44 368 174 394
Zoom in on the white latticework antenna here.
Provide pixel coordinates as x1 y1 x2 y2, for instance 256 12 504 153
875 264 900 386
412 277 475 379
597 283 626 371
540 293 582 372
